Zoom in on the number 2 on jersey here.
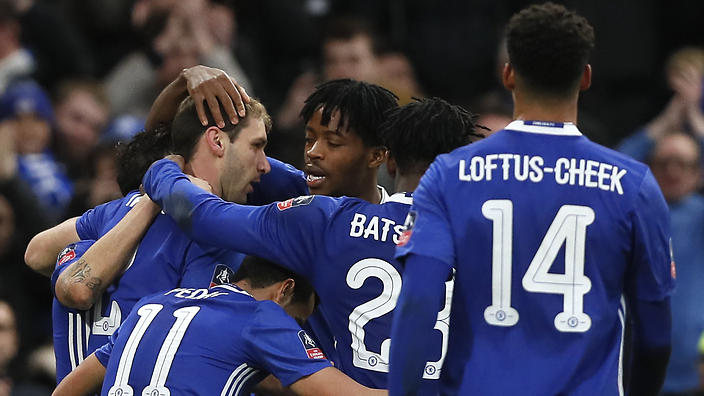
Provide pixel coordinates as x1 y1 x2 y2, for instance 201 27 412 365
483 200 593 332
347 259 452 379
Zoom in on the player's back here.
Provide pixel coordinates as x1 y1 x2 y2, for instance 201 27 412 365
99 285 329 396
427 121 672 395
311 194 450 392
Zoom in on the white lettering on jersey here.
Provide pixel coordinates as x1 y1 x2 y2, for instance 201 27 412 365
349 214 403 243
459 155 627 195
163 288 228 299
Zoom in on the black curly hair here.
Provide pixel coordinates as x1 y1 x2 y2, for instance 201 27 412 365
506 2 595 97
300 79 398 148
115 125 173 195
379 97 487 175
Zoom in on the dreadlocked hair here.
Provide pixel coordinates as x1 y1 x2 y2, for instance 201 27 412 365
379 97 487 175
300 79 398 147
115 124 173 195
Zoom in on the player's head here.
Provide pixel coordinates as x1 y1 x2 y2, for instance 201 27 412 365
504 2 594 100
649 132 701 203
0 298 17 372
171 97 272 204
380 97 486 179
115 125 173 195
301 79 398 199
322 17 380 83
233 255 317 324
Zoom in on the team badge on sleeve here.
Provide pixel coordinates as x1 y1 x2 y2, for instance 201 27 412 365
57 244 77 266
210 264 235 287
397 210 417 247
277 195 315 211
297 330 326 359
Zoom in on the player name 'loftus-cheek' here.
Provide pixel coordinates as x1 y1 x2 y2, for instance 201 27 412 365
459 154 627 195
349 213 405 243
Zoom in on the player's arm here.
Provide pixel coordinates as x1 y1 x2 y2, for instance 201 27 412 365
625 170 676 395
289 367 386 396
24 217 79 276
51 353 105 396
55 197 160 310
253 375 297 396
388 255 450 396
145 65 249 131
144 158 324 274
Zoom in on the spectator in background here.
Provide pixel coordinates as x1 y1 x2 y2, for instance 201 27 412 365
104 0 251 119
0 0 33 94
0 298 52 396
618 47 704 162
0 81 72 221
52 79 109 182
64 115 144 218
649 132 704 396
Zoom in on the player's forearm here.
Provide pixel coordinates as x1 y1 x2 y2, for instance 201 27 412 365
290 367 387 396
56 198 159 310
24 217 79 276
627 297 672 396
389 255 450 396
52 354 106 396
144 159 265 252
145 71 189 131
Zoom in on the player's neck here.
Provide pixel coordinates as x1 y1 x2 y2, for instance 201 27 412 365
512 91 579 124
394 173 422 194
357 177 382 204
234 280 278 302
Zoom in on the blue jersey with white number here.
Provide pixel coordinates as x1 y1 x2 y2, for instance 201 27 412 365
95 286 331 396
395 120 675 395
143 159 448 392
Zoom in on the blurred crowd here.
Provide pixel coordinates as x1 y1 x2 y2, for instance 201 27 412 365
0 0 703 394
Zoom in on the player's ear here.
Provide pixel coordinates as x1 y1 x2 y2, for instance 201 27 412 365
368 146 387 169
204 127 226 157
502 63 515 91
276 278 295 305
580 64 592 91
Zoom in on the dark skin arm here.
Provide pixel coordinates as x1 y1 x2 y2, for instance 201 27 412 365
145 65 251 131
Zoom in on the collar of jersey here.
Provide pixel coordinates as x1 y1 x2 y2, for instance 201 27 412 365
505 120 582 136
213 283 253 298
387 192 413 205
378 185 390 203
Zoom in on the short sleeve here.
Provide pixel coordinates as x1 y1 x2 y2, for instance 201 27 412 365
94 325 119 367
243 302 331 387
627 170 675 301
50 240 96 295
395 159 455 267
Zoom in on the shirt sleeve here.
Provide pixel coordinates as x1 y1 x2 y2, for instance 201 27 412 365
143 159 333 279
242 302 332 387
395 158 456 267
626 169 676 301
247 157 309 205
94 325 119 367
50 240 96 295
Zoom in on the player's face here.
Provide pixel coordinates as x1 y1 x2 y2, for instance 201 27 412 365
303 108 373 198
0 302 17 369
220 118 271 204
283 293 317 326
650 134 701 202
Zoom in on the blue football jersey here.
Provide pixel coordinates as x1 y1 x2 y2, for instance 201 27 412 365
143 160 450 393
52 193 242 383
52 158 306 383
396 120 675 395
95 285 331 396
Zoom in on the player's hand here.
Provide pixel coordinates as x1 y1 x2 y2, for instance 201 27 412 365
164 154 186 170
181 65 251 128
187 175 213 193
